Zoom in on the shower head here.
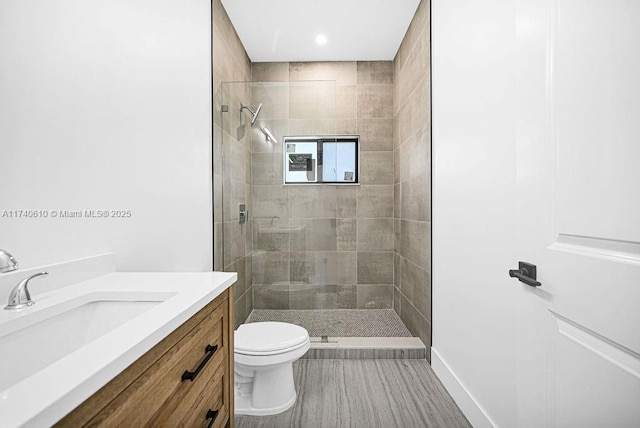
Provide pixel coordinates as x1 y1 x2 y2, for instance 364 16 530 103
239 103 263 125
251 103 262 125
261 127 277 143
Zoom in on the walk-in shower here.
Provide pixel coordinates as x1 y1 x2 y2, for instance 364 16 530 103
215 79 425 359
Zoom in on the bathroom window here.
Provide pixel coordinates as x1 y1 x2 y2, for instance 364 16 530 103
283 136 359 184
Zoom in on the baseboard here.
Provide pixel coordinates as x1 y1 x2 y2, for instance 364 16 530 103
431 348 496 428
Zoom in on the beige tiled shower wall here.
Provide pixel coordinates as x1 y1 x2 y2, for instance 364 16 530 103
212 0 253 327
214 0 431 347
250 61 395 312
393 0 432 359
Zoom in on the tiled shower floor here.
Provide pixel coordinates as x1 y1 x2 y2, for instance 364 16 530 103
246 309 413 337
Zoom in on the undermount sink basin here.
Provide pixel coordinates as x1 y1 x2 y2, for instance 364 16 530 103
0 291 173 392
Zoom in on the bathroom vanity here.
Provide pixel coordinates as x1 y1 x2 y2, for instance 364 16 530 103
0 254 237 428
56 288 234 428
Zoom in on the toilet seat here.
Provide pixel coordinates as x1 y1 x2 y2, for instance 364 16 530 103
235 322 309 356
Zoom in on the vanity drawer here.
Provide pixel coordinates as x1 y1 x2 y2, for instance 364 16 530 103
86 302 228 427
150 355 229 428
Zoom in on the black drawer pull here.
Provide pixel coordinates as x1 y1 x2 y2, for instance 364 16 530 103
205 409 219 428
181 344 218 382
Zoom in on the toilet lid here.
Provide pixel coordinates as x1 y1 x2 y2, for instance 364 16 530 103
235 322 309 354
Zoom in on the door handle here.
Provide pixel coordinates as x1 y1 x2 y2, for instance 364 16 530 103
509 262 541 287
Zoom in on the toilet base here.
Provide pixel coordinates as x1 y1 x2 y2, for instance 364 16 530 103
235 390 296 416
234 360 299 416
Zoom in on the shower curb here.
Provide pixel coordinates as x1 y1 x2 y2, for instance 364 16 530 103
302 337 426 360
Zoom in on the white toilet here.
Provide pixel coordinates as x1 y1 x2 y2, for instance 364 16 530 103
234 322 310 416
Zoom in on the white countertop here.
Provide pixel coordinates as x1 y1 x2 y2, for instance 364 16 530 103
0 268 236 428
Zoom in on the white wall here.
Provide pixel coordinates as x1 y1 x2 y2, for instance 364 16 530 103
432 0 518 427
0 0 212 271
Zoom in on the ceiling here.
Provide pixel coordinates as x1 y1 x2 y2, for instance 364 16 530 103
220 0 421 62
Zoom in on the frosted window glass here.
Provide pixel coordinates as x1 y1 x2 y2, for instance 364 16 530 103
322 142 356 182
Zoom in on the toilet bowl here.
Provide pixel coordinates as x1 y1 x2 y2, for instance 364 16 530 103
234 322 310 416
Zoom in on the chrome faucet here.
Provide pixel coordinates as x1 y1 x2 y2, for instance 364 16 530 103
5 272 48 310
0 249 18 273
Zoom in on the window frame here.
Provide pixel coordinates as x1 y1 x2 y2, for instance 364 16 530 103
282 135 360 185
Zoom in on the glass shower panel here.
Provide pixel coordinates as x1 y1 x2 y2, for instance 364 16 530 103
218 81 253 327
251 80 338 314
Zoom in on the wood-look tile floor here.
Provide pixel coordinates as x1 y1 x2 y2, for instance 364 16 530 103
235 360 471 428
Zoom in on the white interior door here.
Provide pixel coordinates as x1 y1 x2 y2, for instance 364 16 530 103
515 0 640 426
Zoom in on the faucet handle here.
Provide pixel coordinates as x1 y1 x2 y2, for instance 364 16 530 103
5 271 48 310
22 272 49 301
0 249 18 273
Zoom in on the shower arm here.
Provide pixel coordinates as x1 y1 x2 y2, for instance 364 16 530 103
239 103 262 125
239 104 255 115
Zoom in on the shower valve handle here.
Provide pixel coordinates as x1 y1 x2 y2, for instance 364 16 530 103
239 204 248 224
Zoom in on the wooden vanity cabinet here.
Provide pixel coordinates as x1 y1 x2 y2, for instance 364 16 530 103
56 287 234 428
